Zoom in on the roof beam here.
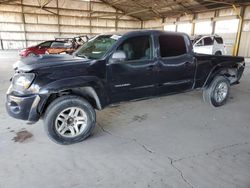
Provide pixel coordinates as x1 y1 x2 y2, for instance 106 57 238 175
176 2 194 14
130 0 163 18
109 0 127 6
203 0 235 6
100 0 142 20
0 0 18 4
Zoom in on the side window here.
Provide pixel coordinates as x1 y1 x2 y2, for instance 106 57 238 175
159 34 187 58
117 35 152 61
214 37 223 44
51 42 65 48
196 39 203 46
51 42 71 48
39 41 52 48
203 37 213 46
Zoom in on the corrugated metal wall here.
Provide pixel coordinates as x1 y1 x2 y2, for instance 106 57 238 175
239 6 250 57
1 0 250 57
0 0 142 49
143 19 163 30
147 7 245 56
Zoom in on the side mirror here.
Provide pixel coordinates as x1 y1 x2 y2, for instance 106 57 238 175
38 46 42 49
109 51 126 64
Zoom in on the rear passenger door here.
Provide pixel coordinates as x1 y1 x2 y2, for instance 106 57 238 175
156 33 196 95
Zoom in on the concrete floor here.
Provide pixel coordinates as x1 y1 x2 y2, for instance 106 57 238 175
0 51 249 188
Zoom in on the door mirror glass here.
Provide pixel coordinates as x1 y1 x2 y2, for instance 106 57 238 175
110 51 127 64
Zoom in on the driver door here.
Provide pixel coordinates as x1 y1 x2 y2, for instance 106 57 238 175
107 35 157 103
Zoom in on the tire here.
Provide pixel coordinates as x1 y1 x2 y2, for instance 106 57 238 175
44 95 96 145
215 51 222 55
27 53 36 57
203 76 230 107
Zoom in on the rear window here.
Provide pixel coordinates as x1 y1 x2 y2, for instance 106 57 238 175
159 34 187 58
39 41 52 47
214 37 223 44
51 42 71 48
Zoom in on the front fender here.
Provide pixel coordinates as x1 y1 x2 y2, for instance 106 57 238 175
39 76 100 94
38 76 107 110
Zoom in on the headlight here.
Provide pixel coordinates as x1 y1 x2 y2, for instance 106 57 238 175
12 73 35 91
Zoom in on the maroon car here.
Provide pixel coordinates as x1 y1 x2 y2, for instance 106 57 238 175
19 37 88 57
19 41 56 57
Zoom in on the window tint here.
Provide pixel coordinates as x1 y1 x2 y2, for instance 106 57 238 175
76 35 117 59
39 41 52 48
51 42 71 48
117 36 152 61
214 37 223 44
203 37 213 46
159 34 187 57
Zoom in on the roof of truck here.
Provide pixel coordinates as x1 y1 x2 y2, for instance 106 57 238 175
102 29 188 37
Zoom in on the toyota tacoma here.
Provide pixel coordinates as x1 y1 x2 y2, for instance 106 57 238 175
6 30 245 144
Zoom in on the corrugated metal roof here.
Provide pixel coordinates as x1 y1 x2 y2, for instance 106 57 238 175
101 0 250 20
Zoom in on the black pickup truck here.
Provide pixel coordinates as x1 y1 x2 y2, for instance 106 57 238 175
6 30 245 144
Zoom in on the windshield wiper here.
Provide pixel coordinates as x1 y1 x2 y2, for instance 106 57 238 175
74 53 89 59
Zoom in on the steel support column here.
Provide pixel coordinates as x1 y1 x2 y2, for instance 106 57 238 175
234 6 245 56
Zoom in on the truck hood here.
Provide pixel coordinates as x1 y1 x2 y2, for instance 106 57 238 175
13 54 88 72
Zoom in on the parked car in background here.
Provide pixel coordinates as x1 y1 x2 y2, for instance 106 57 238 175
192 35 227 55
19 36 89 57
19 40 56 57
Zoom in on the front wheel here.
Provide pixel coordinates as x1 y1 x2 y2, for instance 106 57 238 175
27 52 36 57
44 95 96 145
215 51 222 55
203 76 230 107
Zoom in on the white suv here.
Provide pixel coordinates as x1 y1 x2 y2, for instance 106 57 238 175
192 35 227 55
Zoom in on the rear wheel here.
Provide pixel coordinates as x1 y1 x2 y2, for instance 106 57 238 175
215 51 222 55
203 76 230 107
44 95 96 145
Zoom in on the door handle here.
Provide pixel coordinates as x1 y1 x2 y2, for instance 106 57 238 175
146 65 154 70
184 62 192 66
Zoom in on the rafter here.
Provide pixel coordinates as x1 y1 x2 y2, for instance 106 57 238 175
2 0 250 21
130 0 163 18
0 0 18 4
100 0 142 20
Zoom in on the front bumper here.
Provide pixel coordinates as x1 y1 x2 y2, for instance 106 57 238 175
18 50 27 57
6 93 41 123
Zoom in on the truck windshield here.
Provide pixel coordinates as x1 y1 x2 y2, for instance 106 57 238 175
75 35 120 59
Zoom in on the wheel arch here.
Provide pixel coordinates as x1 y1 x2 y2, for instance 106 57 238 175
39 86 102 116
71 87 102 110
27 52 37 56
203 65 238 88
38 75 107 115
